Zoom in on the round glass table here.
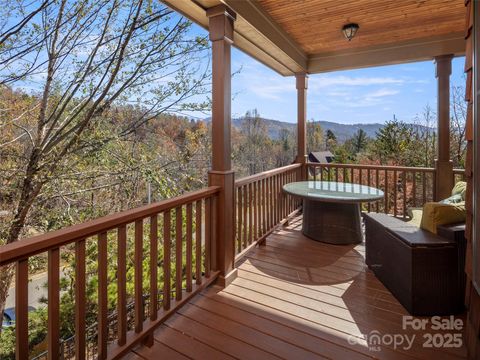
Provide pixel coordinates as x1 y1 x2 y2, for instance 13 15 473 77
283 181 384 244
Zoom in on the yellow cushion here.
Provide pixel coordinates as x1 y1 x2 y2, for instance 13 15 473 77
420 202 466 234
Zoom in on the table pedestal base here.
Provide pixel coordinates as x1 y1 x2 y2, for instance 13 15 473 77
302 199 362 244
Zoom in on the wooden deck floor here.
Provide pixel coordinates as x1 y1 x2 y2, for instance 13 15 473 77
128 216 467 360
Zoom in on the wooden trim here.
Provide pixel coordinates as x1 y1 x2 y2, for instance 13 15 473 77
308 33 465 73
0 186 221 265
223 0 307 70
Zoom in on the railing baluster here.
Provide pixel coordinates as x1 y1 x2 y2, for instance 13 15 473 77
16 259 29 360
186 204 193 293
403 171 407 219
163 210 171 310
117 226 127 346
98 231 108 360
237 187 242 253
150 215 158 319
48 248 60 360
175 206 183 301
422 172 427 204
367 169 371 213
393 170 398 217
195 201 202 285
248 182 253 245
205 197 211 278
269 176 273 227
243 185 248 248
384 169 389 214
253 181 258 240
262 178 267 235
75 239 86 359
412 171 417 208
134 220 144 333
375 169 380 212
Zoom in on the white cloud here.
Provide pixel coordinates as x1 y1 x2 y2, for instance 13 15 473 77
365 88 399 98
310 75 405 89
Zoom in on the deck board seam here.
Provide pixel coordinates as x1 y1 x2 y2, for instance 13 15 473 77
169 312 286 360
186 302 333 359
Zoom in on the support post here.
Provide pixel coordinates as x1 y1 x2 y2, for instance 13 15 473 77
295 73 308 179
434 54 454 200
207 5 237 287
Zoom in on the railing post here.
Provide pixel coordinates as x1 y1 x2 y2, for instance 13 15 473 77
207 4 237 287
434 54 454 200
295 73 308 180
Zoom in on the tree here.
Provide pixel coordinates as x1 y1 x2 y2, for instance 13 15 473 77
306 119 323 153
369 117 416 165
325 129 337 151
450 84 467 167
0 0 210 321
275 128 295 167
235 109 272 175
350 128 369 154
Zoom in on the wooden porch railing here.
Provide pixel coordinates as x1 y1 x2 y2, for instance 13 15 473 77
234 163 302 258
0 186 220 360
307 163 464 219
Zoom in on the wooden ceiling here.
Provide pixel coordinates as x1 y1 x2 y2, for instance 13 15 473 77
163 0 466 75
256 0 465 55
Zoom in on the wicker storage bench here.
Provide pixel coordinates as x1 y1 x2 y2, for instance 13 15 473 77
364 213 466 316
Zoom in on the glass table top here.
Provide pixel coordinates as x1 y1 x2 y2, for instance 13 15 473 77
283 181 384 203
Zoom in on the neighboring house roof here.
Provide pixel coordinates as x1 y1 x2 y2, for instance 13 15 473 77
308 151 334 164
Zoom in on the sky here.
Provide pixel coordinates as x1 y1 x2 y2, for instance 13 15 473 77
231 48 466 125
4 5 466 127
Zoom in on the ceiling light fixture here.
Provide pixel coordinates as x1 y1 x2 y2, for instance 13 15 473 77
342 23 359 41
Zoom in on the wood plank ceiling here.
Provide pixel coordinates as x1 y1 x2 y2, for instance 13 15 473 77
256 0 465 56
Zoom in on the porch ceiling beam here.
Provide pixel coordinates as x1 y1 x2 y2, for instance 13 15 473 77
308 33 465 73
221 0 308 74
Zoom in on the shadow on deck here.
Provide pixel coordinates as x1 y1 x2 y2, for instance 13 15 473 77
127 215 467 360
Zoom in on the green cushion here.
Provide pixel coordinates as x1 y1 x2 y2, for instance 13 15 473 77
451 181 466 200
420 202 466 234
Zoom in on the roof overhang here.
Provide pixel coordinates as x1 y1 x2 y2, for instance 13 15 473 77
163 0 466 76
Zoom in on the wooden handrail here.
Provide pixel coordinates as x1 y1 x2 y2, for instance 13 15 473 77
305 162 456 218
307 162 435 173
235 163 302 187
2 185 221 360
0 186 221 266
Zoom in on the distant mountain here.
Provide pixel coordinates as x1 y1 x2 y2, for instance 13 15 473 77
203 116 385 142
312 121 384 142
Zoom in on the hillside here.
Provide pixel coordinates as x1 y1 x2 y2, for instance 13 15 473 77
229 117 384 142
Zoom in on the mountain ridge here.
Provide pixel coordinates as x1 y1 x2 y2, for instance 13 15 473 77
204 117 385 142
